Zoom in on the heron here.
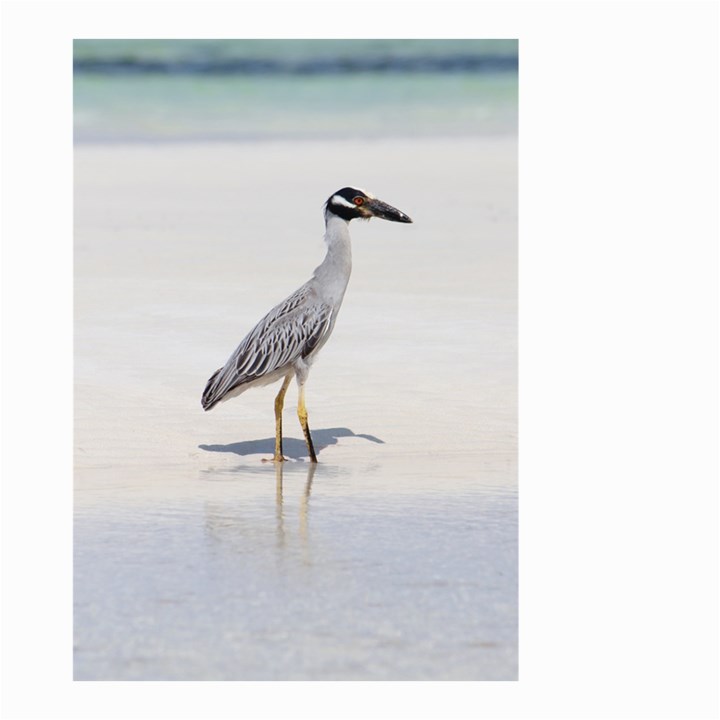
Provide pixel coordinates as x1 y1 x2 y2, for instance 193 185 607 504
201 186 412 462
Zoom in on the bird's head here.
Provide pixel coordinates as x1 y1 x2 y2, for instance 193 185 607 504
324 187 413 224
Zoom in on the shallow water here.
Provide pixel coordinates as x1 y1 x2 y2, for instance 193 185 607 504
74 456 516 681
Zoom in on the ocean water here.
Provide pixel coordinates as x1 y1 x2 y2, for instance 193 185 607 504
73 39 518 142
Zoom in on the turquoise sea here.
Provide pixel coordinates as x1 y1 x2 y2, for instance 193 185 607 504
74 39 518 142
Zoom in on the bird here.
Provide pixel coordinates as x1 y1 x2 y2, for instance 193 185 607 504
202 186 413 463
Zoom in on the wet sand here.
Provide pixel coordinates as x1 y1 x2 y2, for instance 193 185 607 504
74 136 517 680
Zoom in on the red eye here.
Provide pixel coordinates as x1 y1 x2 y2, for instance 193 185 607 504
353 196 364 206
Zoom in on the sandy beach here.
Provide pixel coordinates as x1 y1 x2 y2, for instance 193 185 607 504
74 136 517 680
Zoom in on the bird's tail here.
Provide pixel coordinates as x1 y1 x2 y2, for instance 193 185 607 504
201 368 223 411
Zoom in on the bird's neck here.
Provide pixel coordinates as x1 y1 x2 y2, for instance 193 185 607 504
313 214 353 305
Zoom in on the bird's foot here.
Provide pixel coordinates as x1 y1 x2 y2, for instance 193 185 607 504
262 455 288 463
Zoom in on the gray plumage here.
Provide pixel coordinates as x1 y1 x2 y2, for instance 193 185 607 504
202 283 334 410
202 186 412 462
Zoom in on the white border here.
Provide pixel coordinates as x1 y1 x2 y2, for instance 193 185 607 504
2 1 718 719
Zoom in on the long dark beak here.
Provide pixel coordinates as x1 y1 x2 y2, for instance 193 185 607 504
365 197 413 223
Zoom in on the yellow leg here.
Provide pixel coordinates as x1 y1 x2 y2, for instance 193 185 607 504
297 385 318 463
271 374 292 462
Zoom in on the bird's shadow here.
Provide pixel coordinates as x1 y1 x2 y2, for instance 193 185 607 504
199 426 384 461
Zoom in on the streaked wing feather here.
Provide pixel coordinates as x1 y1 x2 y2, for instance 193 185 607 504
202 285 333 409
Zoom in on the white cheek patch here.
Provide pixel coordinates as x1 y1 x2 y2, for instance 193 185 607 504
330 194 356 209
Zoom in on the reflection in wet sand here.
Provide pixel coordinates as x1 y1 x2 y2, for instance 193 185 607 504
203 461 318 566
275 462 316 561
